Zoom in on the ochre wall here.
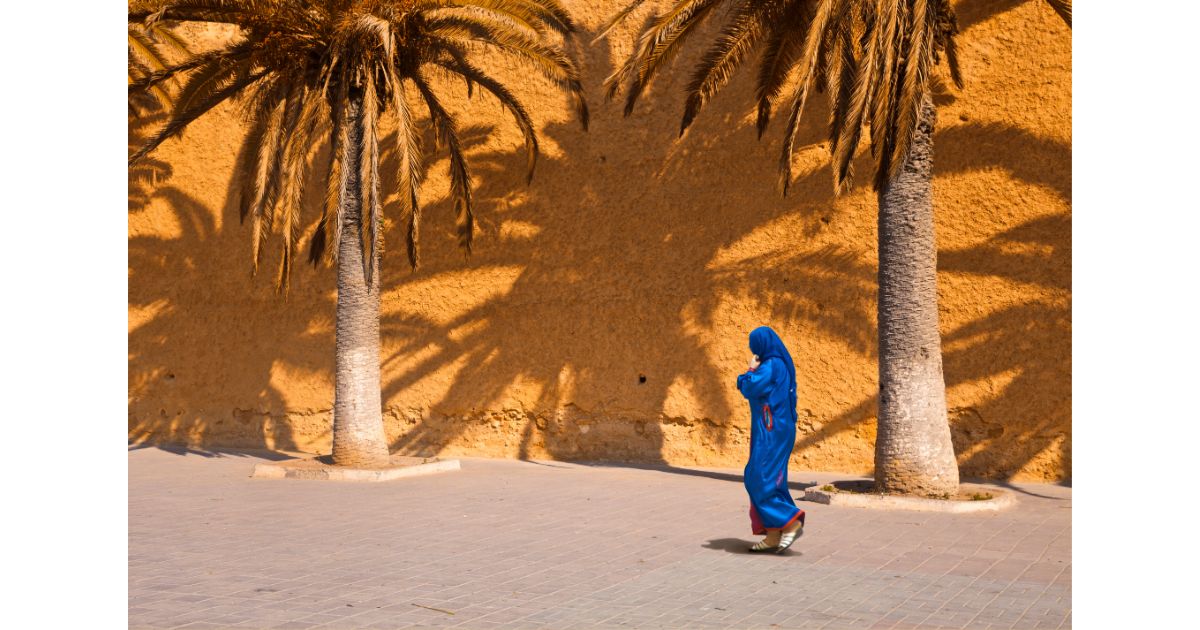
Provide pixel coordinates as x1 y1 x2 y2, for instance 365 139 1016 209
129 0 1071 481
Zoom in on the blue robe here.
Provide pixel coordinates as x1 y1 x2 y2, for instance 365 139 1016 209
737 327 805 534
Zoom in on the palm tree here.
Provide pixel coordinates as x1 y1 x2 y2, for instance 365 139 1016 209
128 0 588 467
604 0 1069 496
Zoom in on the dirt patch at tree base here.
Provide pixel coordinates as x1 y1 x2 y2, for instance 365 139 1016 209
802 480 1015 513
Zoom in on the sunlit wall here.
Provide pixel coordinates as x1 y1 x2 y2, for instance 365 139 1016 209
129 0 1071 481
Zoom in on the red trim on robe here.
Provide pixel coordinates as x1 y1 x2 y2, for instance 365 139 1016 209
750 506 806 534
749 504 766 536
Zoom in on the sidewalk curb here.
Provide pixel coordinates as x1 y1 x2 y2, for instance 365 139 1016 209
251 457 461 481
802 483 1016 513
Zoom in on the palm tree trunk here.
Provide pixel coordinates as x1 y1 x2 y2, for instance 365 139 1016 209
331 91 390 467
874 95 959 496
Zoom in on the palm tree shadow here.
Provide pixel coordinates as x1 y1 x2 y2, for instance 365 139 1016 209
129 108 336 454
375 38 867 465
786 214 1070 481
937 124 1071 203
363 12 1069 481
940 212 1070 479
370 9 900 465
126 440 295 460
129 106 173 213
956 0 1066 31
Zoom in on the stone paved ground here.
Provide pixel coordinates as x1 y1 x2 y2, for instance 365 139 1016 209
129 447 1070 629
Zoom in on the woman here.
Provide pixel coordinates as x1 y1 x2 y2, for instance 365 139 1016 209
737 326 805 553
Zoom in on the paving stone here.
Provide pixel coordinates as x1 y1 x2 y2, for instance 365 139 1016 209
130 450 1071 629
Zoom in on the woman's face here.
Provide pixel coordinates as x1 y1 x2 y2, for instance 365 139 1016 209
748 328 770 358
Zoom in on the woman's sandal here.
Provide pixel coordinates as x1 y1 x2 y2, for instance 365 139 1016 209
776 513 806 554
748 538 777 552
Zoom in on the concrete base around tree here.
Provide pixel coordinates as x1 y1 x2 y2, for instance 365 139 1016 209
802 481 1018 513
251 454 461 481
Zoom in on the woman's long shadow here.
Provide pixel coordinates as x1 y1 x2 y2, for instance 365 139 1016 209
703 538 803 556
577 460 819 492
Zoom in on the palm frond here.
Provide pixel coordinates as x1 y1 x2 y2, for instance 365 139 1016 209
413 73 475 254
433 43 539 183
524 0 577 33
127 26 170 72
496 0 578 35
431 1 573 37
310 69 351 268
150 20 193 56
777 0 843 196
753 1 809 138
387 63 424 269
259 77 309 245
424 8 544 46
867 0 902 169
133 0 588 290
424 22 588 129
131 0 283 28
128 26 176 107
934 0 962 89
603 0 723 116
275 86 323 293
129 67 266 165
592 0 653 43
606 0 1066 198
882 0 933 189
173 53 256 116
236 81 283 225
129 43 253 100
1045 0 1071 27
824 16 856 160
349 12 395 57
359 69 384 288
680 1 780 136
832 3 881 192
246 86 289 274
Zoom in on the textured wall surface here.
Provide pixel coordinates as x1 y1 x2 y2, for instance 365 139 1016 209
128 0 1071 481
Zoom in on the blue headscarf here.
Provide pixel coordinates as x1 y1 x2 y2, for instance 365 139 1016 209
749 326 797 421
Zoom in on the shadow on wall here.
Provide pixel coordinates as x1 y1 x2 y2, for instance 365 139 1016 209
129 0 1070 481
129 101 316 453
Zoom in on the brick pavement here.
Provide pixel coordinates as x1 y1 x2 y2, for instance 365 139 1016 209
128 447 1071 629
